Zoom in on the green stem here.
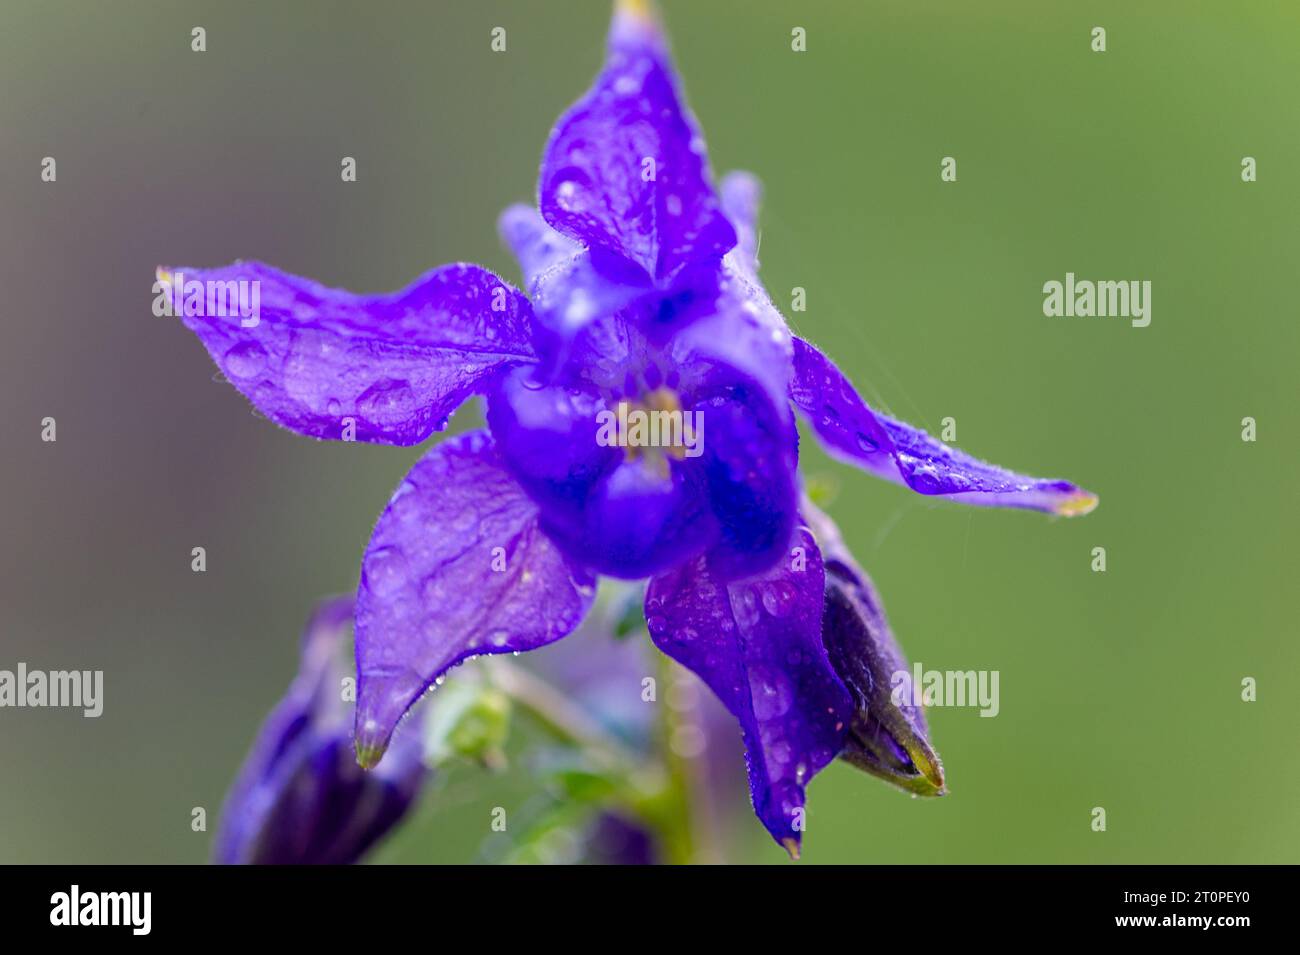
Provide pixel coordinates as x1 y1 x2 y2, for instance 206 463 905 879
653 654 701 864
483 657 643 773
484 643 709 865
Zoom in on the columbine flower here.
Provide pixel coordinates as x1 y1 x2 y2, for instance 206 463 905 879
173 1 1094 855
213 597 428 865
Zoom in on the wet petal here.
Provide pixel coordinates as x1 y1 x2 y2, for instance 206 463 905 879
488 365 718 579
645 524 852 854
694 387 797 581
791 337 1098 516
719 170 762 279
213 596 429 865
485 364 623 534
538 0 736 283
804 503 945 797
499 203 585 290
353 432 595 766
161 260 536 445
571 454 718 579
499 204 647 349
670 278 798 579
670 264 793 406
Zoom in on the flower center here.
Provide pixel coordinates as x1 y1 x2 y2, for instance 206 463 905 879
595 387 704 476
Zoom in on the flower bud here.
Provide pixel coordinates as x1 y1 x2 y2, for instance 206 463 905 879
807 504 945 797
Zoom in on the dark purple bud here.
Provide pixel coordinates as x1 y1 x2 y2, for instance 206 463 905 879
581 812 659 865
806 504 946 797
214 597 429 865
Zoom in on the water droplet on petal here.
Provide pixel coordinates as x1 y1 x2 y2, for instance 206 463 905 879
748 666 792 720
551 170 593 214
358 378 417 428
732 587 760 630
224 341 267 379
363 545 408 598
910 466 941 493
761 582 796 618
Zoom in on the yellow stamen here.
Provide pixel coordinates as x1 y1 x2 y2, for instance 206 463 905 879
610 388 695 474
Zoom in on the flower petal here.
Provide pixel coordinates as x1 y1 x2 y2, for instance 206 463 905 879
498 204 648 353
670 265 793 409
791 337 1098 516
537 1 736 283
353 432 596 766
719 170 763 279
645 524 852 854
693 386 798 581
162 261 536 445
213 596 428 865
574 455 719 579
670 277 799 579
487 364 719 579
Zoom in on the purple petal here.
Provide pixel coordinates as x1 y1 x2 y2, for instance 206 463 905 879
353 431 595 766
645 524 853 855
487 363 720 580
486 365 620 501
719 170 762 279
669 263 793 410
214 596 428 865
161 261 536 445
537 1 736 283
499 203 585 290
569 454 718 579
694 386 797 581
488 356 722 579
668 276 799 579
498 204 648 355
791 337 1099 516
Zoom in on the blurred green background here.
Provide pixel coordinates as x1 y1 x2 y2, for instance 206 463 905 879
1 0 1296 864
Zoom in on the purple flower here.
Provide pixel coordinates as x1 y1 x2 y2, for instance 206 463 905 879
213 597 428 865
173 1 1095 856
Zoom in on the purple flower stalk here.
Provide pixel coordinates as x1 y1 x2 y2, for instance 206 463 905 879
213 597 428 865
172 1 1095 856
